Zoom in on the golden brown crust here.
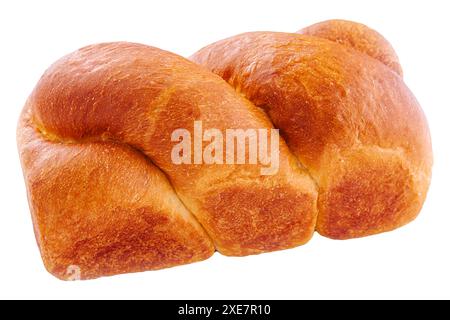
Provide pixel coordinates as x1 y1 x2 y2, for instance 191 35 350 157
298 19 403 76
18 106 214 280
18 20 432 279
202 185 316 255
191 29 432 239
317 147 425 238
18 42 318 279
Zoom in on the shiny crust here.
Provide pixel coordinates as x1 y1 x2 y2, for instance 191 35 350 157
191 22 432 239
298 19 403 76
18 42 317 279
18 20 432 280
18 106 215 279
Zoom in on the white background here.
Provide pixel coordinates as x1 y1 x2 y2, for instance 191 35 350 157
1 0 449 299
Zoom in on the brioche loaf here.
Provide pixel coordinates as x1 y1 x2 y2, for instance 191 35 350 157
17 20 432 280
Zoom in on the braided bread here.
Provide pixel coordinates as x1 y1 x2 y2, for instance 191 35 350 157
17 20 432 280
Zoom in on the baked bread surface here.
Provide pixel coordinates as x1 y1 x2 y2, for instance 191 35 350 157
18 42 317 279
191 21 432 240
18 20 432 280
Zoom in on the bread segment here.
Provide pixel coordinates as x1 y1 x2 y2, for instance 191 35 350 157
18 42 318 279
18 106 214 279
191 28 432 239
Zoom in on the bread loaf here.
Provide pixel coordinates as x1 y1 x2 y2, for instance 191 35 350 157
17 20 432 280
